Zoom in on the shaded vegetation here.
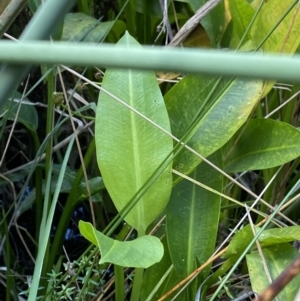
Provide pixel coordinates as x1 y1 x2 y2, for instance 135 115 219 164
1 0 300 301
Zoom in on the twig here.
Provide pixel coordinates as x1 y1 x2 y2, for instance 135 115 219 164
166 0 222 48
157 248 227 301
158 0 173 42
0 0 27 38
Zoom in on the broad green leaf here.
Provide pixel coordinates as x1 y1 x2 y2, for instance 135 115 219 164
0 93 38 132
247 243 300 300
79 221 163 268
62 13 126 43
166 152 222 280
95 32 173 233
200 1 225 47
223 224 255 258
259 226 300 247
165 75 262 180
224 225 300 258
224 119 300 173
220 21 234 48
251 0 300 54
229 0 255 48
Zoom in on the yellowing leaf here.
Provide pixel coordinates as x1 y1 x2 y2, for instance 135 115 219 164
251 0 300 53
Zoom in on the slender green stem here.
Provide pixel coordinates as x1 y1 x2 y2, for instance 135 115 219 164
256 168 274 223
2 206 14 301
39 68 55 294
1 42 300 82
115 265 125 301
236 0 264 50
45 69 55 176
46 138 96 274
130 268 144 301
77 0 89 14
32 131 43 249
130 229 145 301
114 225 132 300
28 137 75 301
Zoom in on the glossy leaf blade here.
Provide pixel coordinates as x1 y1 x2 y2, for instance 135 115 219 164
224 119 300 173
250 0 300 96
95 32 173 232
224 225 300 258
62 13 126 42
165 75 262 179
223 224 255 258
229 0 254 47
259 226 300 247
247 243 300 300
79 221 163 268
251 0 300 53
166 152 222 279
